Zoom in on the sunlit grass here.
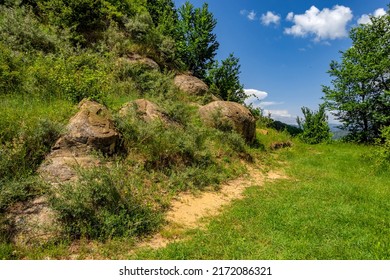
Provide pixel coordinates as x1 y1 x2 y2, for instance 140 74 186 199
136 142 390 259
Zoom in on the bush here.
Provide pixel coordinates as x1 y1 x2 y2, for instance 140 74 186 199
50 166 162 240
297 104 332 144
0 176 47 212
27 51 112 102
0 5 61 53
374 126 390 169
0 119 61 181
0 42 24 94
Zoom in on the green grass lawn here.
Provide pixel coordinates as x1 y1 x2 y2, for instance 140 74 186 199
135 142 390 260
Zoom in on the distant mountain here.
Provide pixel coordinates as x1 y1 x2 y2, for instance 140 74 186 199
329 123 349 139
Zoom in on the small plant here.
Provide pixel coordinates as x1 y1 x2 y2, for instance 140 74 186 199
297 104 332 144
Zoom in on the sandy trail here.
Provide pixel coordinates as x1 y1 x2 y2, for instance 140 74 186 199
138 164 287 250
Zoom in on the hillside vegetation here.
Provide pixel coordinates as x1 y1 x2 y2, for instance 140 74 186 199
1 1 389 260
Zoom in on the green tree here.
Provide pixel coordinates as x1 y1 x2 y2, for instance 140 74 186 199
297 104 331 144
177 1 219 79
207 53 246 103
323 10 390 142
145 0 177 36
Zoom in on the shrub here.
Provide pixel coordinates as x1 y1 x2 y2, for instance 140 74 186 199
0 42 24 94
297 104 332 144
50 167 162 240
374 126 390 169
0 5 60 53
0 119 61 181
27 51 111 102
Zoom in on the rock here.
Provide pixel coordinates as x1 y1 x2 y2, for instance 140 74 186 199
119 99 178 126
199 101 256 143
8 100 120 245
174 74 209 96
6 197 60 246
117 53 160 71
53 99 120 155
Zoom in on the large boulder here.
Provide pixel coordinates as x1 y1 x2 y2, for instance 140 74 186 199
40 99 120 183
120 99 166 122
119 99 179 126
53 99 120 155
174 74 209 96
8 100 120 245
199 101 256 143
117 53 160 71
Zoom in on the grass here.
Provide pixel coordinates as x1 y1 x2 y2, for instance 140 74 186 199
133 142 390 260
1 97 389 260
0 88 252 259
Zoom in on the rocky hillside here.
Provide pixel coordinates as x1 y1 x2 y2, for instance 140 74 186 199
0 1 297 254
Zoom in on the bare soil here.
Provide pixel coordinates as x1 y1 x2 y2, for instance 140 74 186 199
138 163 287 250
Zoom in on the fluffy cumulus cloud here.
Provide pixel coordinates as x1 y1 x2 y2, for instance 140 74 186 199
244 89 268 106
261 11 281 26
284 5 353 41
358 8 387 25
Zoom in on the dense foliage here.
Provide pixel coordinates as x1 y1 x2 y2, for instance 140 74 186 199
177 1 219 79
297 104 331 144
323 10 390 143
207 53 246 103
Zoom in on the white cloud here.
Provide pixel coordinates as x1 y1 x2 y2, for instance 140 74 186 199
248 10 257 21
358 8 387 25
264 110 298 124
261 11 281 26
286 12 294 21
259 101 283 107
240 10 258 21
284 5 353 41
244 89 268 106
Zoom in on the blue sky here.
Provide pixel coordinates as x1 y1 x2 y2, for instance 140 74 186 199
173 0 389 124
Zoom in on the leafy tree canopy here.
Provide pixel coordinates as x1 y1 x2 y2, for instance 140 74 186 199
323 10 390 142
177 1 219 79
207 53 246 103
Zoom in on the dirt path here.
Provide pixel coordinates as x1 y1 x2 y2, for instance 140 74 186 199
138 163 287 250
